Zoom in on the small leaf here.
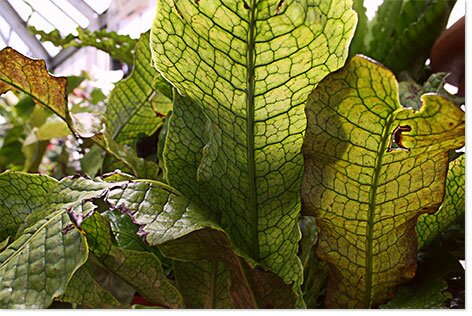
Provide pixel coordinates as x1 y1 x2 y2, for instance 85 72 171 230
80 212 184 308
302 55 465 308
66 75 85 94
30 26 137 65
35 118 72 141
80 145 104 178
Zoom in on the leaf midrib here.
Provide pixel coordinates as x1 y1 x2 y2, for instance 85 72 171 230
246 0 259 261
365 110 399 308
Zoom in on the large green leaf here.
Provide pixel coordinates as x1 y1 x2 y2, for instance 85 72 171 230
0 172 90 308
151 0 357 293
358 0 455 78
301 55 465 308
416 154 465 249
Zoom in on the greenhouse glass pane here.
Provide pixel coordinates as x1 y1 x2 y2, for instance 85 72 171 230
6 0 33 21
23 0 79 35
50 0 90 28
83 0 111 14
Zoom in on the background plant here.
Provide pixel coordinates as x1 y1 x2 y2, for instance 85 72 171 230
0 0 465 309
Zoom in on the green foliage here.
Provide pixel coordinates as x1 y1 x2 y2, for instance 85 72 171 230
0 0 465 310
29 26 137 65
351 0 455 79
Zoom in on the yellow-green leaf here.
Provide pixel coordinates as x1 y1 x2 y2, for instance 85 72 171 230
417 154 465 249
301 55 465 308
151 0 357 298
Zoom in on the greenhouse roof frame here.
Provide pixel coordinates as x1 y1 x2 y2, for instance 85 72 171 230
0 0 110 69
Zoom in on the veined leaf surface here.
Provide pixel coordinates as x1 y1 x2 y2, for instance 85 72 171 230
0 172 91 308
58 262 126 308
174 260 233 308
105 180 298 308
106 32 171 147
0 172 57 240
151 0 357 291
0 48 68 122
80 212 183 308
301 55 465 308
416 154 465 249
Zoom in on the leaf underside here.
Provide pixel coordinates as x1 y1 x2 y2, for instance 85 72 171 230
301 55 465 308
151 0 357 298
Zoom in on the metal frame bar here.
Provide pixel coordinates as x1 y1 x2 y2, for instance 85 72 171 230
63 0 96 21
49 11 108 70
0 0 50 61
50 0 89 28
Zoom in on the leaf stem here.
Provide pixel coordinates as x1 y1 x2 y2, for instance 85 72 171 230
246 0 259 261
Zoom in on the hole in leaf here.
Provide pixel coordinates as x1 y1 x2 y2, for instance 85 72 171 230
275 0 285 15
387 125 412 152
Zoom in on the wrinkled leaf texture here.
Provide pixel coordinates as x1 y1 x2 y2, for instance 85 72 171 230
302 55 465 308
